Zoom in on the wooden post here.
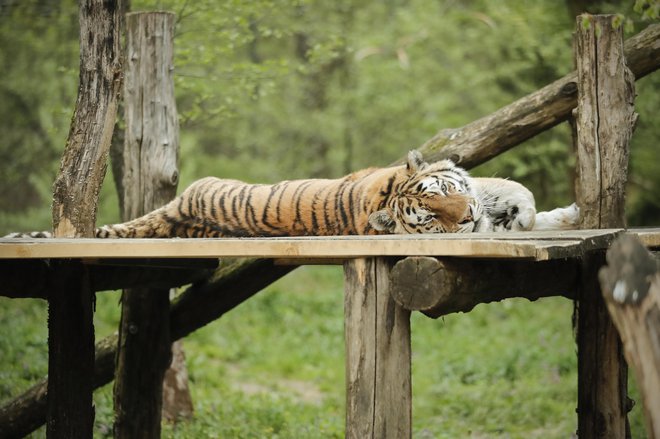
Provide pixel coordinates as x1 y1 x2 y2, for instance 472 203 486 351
599 235 660 439
46 0 121 437
573 14 636 439
344 258 411 439
113 12 180 438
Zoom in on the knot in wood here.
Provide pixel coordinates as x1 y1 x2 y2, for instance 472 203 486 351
560 81 578 96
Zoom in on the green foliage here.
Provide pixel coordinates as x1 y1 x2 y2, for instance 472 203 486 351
2 0 658 234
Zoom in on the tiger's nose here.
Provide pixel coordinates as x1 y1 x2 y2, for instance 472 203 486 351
458 204 474 225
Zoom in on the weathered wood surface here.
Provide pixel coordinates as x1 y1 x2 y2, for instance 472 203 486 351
389 257 579 317
575 17 636 229
0 258 215 299
113 12 182 439
0 258 293 437
599 235 660 439
573 14 634 439
413 22 658 169
344 258 411 439
45 0 121 437
0 229 624 262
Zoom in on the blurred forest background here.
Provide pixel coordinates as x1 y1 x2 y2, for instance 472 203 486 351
0 0 659 438
0 0 658 233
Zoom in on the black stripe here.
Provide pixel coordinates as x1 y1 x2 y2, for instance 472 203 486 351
310 190 321 233
244 186 259 234
293 181 315 234
346 182 357 233
335 179 350 232
260 183 285 233
322 185 333 234
274 182 288 224
380 175 396 197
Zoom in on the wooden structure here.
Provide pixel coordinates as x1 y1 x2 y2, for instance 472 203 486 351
0 230 659 439
1 11 660 439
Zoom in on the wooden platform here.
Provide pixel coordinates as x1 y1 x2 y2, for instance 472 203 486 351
0 229 637 261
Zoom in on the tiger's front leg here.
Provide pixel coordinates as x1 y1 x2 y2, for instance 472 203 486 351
472 177 537 231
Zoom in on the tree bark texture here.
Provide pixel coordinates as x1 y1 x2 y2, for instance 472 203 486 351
51 1 121 238
573 14 635 439
599 235 660 439
113 12 180 439
344 258 411 439
574 16 636 229
413 22 656 169
389 256 579 317
46 1 121 438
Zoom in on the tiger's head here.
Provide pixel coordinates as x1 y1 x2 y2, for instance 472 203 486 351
368 151 490 234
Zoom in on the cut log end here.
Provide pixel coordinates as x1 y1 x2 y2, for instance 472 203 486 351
390 257 450 312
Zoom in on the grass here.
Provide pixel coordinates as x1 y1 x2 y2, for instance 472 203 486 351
0 266 648 438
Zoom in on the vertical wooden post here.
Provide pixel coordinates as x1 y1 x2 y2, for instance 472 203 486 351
113 12 179 438
344 258 411 439
573 14 636 439
47 0 121 437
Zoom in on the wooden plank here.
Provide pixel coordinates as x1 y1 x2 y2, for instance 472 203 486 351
631 228 660 248
344 258 411 439
0 229 622 261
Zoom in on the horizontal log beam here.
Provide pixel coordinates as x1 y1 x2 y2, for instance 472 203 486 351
0 259 216 298
389 257 579 318
413 23 660 169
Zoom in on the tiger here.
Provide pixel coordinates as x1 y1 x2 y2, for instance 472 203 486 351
5 150 578 239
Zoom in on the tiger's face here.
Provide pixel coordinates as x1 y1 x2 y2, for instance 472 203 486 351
368 151 491 234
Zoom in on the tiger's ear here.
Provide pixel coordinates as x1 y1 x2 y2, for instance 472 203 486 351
369 209 396 232
406 150 427 174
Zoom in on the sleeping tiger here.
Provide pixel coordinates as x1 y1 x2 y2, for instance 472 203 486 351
6 151 578 239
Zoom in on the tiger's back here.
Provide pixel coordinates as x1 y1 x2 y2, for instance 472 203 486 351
96 166 405 238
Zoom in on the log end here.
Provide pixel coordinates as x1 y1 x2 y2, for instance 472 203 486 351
390 257 450 312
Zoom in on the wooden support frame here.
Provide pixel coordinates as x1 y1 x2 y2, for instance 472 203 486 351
113 11 182 438
389 256 579 317
344 258 411 439
573 14 637 439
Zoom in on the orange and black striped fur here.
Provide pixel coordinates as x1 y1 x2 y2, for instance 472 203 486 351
7 151 579 239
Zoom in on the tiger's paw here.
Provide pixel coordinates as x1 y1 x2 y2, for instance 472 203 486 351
491 204 537 232
533 203 580 231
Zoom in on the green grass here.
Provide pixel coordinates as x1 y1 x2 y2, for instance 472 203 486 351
0 266 647 438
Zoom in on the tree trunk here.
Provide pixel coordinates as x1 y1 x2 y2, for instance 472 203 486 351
113 12 180 439
47 0 121 437
573 14 636 439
